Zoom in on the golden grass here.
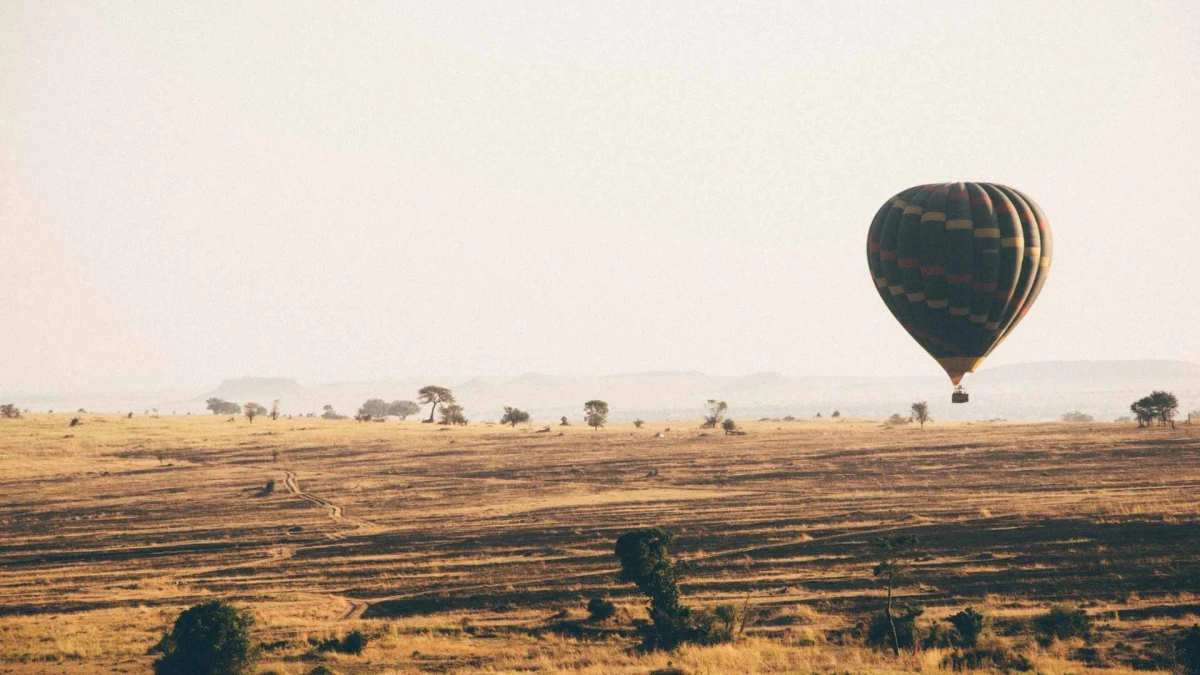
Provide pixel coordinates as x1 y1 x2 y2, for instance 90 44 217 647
1 414 1197 673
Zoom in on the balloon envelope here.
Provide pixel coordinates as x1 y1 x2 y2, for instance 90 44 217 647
866 183 1052 385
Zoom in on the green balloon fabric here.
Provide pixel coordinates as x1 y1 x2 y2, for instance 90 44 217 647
866 183 1052 385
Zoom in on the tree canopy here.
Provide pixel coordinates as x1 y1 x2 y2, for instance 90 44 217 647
500 406 531 427
205 398 241 415
388 400 421 420
152 600 259 675
418 386 456 423
584 400 609 430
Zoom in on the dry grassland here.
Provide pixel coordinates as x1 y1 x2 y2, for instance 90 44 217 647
1 414 1197 673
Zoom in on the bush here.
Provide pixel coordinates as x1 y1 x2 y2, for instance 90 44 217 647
886 413 911 426
262 479 275 495
152 600 259 675
1179 624 1200 675
1034 605 1093 642
944 643 1034 672
587 597 616 621
948 607 987 647
312 630 368 655
866 604 922 651
1061 411 1094 422
340 630 367 656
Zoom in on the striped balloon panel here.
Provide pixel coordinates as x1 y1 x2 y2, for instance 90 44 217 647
866 182 1051 384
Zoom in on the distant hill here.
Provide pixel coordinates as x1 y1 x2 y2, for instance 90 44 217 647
203 378 305 401
9 361 1199 423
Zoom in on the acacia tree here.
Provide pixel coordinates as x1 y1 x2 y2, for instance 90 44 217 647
0 404 20 419
439 404 467 426
1131 390 1180 428
244 402 265 423
702 400 727 429
871 534 920 657
269 400 280 421
388 400 421 420
500 406 531 427
418 386 455 423
909 402 931 429
584 400 609 430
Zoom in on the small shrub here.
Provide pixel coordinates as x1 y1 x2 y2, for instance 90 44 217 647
262 479 276 495
886 413 911 426
867 604 922 651
948 607 987 647
633 419 645 428
587 597 616 621
69 417 81 427
1 404 22 419
340 630 367 656
1034 605 1093 642
711 603 744 640
312 630 367 655
945 643 1033 672
1061 411 1094 422
1179 624 1200 675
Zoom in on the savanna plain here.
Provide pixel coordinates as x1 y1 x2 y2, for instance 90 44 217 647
1 414 1197 674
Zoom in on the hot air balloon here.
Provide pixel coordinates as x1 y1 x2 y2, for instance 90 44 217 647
866 183 1052 402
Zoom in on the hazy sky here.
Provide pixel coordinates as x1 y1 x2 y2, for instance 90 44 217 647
3 1 1199 394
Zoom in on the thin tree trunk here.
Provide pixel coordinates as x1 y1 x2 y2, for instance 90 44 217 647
427 401 438 423
886 579 900 657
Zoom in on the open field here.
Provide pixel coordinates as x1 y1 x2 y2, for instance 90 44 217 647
1 414 1198 674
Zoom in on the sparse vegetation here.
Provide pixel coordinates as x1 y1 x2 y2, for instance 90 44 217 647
887 413 911 426
584 400 608 430
1 416 1196 673
1 404 22 418
269 399 280 420
633 418 645 428
321 404 344 420
1061 410 1095 422
721 418 737 434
